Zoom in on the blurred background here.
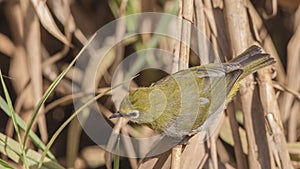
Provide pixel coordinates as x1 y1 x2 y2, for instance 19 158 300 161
0 0 299 168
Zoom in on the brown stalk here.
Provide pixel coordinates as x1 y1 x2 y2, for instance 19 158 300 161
209 134 218 169
171 0 182 73
22 0 48 144
224 0 261 168
138 150 171 169
171 0 194 169
194 0 208 64
247 1 293 168
226 102 248 169
66 117 82 168
180 135 209 169
248 2 295 168
178 0 193 70
121 127 138 169
247 1 286 84
171 145 182 169
284 6 300 140
42 0 72 67
0 33 15 57
257 60 293 169
4 0 34 147
105 117 129 169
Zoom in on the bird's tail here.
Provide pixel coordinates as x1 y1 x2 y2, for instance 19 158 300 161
230 45 275 79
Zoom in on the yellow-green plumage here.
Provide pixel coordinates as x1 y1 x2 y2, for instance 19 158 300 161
111 45 275 139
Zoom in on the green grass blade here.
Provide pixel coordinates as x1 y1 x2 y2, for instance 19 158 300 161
38 88 110 168
0 70 29 168
38 79 130 168
0 159 15 169
22 33 97 149
0 132 64 169
113 136 120 169
0 96 55 159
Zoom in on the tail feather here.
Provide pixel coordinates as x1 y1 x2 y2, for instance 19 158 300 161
230 45 275 79
229 45 262 63
225 45 275 103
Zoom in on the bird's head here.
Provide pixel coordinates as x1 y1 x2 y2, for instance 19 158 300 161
109 88 167 124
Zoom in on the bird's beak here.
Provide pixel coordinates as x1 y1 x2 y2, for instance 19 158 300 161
109 111 123 119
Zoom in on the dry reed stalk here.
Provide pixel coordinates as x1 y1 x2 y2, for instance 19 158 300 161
170 0 194 168
247 2 293 169
254 19 294 169
285 6 300 142
120 127 138 169
0 33 14 57
181 0 215 168
247 1 286 84
227 103 248 169
138 150 172 169
171 145 182 169
42 1 79 167
171 0 182 73
105 117 129 169
224 0 262 169
4 0 32 144
21 0 48 145
4 0 48 147
178 0 193 69
1 0 298 168
194 0 209 64
66 117 82 168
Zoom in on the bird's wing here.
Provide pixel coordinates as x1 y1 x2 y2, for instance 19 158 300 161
190 64 244 134
149 64 244 138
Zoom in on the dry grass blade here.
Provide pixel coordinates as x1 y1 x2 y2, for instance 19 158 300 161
0 0 298 168
0 33 14 57
21 0 48 144
47 0 76 33
284 6 300 141
30 0 70 45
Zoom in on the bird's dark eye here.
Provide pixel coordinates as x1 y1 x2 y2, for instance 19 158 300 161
129 110 140 119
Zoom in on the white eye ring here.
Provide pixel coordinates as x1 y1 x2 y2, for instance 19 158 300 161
129 110 140 119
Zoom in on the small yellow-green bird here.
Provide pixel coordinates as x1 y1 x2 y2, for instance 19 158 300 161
110 45 275 140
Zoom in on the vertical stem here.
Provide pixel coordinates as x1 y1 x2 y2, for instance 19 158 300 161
227 103 248 169
178 0 194 69
224 0 260 168
172 0 194 168
171 145 182 169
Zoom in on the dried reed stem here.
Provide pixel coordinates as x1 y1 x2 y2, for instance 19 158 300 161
224 0 261 168
172 0 194 168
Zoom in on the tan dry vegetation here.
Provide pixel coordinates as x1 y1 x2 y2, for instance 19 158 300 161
0 0 299 169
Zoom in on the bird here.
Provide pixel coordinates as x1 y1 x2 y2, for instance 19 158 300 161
109 45 275 141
